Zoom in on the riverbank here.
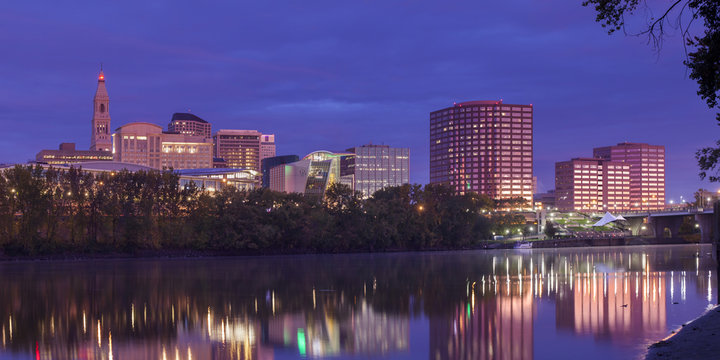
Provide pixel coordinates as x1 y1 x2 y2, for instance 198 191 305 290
646 305 720 360
0 238 703 261
485 236 695 249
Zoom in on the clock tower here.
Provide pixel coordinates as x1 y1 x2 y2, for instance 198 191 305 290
90 69 112 152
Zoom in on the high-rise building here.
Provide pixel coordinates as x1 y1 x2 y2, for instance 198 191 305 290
593 143 666 210
113 122 212 169
555 158 630 212
168 113 211 138
213 129 273 172
341 144 410 198
90 70 112 152
260 134 276 163
430 100 533 202
261 155 299 187
36 143 113 164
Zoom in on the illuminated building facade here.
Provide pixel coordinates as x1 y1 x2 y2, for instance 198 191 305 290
261 155 299 187
167 112 211 138
22 161 259 191
341 144 410 198
430 100 533 203
593 143 666 211
268 151 353 199
36 143 112 164
213 130 274 172
114 122 213 169
90 70 112 152
555 158 630 212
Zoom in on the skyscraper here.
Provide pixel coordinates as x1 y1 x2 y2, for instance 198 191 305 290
341 144 410 198
90 70 112 152
430 100 533 202
593 143 666 210
213 130 260 171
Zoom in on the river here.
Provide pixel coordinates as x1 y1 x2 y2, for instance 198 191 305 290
0 244 715 359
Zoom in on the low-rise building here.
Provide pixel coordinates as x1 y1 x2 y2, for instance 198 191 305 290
6 161 259 191
36 143 113 165
269 151 353 200
262 155 299 188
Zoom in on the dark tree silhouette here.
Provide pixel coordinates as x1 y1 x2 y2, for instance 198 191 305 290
583 0 720 180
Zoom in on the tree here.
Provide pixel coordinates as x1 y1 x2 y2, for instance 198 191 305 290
583 1 720 179
544 222 558 239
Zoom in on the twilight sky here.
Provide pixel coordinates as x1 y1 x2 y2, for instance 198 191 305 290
1 0 717 201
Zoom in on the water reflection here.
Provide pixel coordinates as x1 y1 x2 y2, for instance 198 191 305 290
0 245 715 360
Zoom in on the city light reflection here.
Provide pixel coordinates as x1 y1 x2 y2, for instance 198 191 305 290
0 247 715 360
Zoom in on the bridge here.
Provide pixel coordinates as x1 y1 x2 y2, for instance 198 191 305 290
620 205 718 243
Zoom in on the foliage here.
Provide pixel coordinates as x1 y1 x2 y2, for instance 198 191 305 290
582 0 720 180
0 166 512 256
544 222 558 238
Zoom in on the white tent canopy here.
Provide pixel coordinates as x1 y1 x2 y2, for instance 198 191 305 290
593 212 619 227
615 215 627 221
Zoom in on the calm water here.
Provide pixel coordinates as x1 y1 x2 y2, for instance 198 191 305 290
0 245 716 360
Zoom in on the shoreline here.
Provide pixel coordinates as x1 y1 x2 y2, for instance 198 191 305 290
646 305 720 360
0 239 705 262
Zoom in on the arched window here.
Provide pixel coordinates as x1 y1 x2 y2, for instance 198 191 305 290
100 103 105 113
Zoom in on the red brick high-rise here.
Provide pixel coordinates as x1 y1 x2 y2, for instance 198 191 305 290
430 100 533 203
593 143 665 211
555 158 630 212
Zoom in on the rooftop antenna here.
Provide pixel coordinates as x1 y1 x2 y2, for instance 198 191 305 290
100 62 103 71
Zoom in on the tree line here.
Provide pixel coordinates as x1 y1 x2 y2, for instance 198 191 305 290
0 165 527 255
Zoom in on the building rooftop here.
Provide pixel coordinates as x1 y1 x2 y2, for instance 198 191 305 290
455 100 503 106
175 168 259 176
171 113 208 123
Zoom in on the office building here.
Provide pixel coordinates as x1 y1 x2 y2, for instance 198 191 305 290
90 70 112 152
113 122 212 169
261 155 299 188
342 144 410 197
430 100 533 203
260 134 277 163
555 158 630 212
36 143 112 165
593 142 666 211
168 113 211 138
213 130 274 172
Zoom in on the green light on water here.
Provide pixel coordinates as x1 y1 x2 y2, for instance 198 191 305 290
467 303 471 318
297 328 306 356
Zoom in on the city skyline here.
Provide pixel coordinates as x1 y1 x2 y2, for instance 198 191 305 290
1 1 718 202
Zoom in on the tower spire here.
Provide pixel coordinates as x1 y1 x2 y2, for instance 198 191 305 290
91 68 111 152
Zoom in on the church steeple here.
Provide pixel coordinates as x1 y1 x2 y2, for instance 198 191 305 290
90 68 112 152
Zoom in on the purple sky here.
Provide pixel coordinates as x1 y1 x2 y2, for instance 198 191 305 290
1 1 718 201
